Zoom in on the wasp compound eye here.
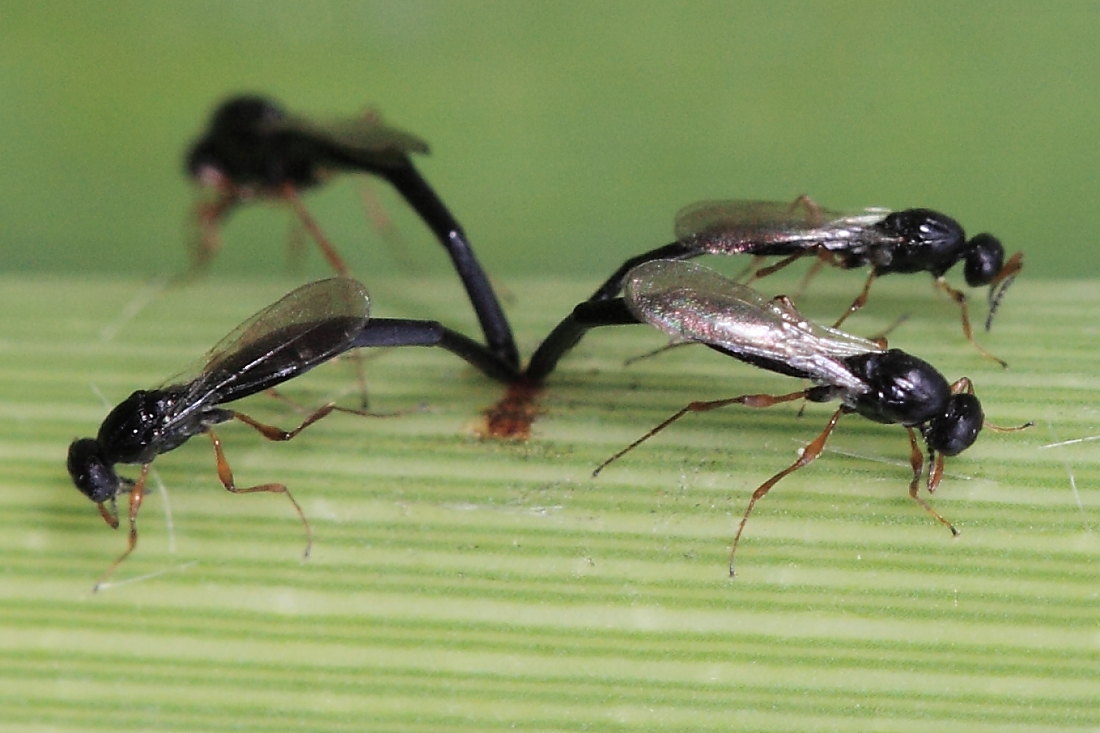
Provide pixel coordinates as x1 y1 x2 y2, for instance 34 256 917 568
67 438 120 504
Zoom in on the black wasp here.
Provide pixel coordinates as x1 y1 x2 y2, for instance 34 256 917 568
525 259 1029 574
588 197 1023 366
67 277 371 587
186 94 518 369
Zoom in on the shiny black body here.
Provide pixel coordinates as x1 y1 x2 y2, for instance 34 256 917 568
588 201 1012 303
830 210 1006 290
532 259 1013 572
67 278 370 510
68 276 522 511
67 313 364 507
527 260 984 460
186 94 519 369
66 276 524 589
527 302 984 461
185 95 422 190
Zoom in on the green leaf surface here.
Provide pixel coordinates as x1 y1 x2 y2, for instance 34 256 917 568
0 273 1096 732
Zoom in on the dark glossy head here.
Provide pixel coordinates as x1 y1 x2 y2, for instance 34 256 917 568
205 95 286 136
67 437 120 504
961 233 1006 286
923 392 984 456
185 95 324 188
185 95 286 181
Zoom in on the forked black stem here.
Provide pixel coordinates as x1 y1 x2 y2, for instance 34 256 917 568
383 164 519 369
354 318 519 384
524 299 639 382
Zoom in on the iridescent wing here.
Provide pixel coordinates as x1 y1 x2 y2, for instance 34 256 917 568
160 277 370 427
624 260 882 391
673 199 891 255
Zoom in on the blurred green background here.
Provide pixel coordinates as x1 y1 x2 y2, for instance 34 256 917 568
2 0 1095 280
2 5 1098 732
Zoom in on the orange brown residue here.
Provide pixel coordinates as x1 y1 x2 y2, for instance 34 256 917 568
477 379 544 440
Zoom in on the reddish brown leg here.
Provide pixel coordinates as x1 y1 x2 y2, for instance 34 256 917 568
795 250 831 296
359 179 401 244
280 184 369 403
950 377 974 396
263 389 418 419
733 255 765 282
281 184 349 276
752 245 836 287
97 501 119 529
904 427 957 534
350 113 405 251
749 252 808 281
833 270 877 328
594 389 811 477
93 463 151 591
191 192 239 272
990 251 1024 287
863 314 909 350
728 407 846 576
787 194 824 224
208 422 315 559
751 194 828 287
928 452 946 494
230 404 342 442
934 277 1007 368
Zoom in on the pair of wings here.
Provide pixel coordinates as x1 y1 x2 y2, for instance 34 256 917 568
260 109 430 172
623 260 883 393
292 110 430 158
674 199 896 254
159 277 370 429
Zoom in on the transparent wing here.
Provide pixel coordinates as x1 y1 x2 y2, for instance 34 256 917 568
673 199 891 255
623 260 882 391
160 277 370 427
286 110 430 164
